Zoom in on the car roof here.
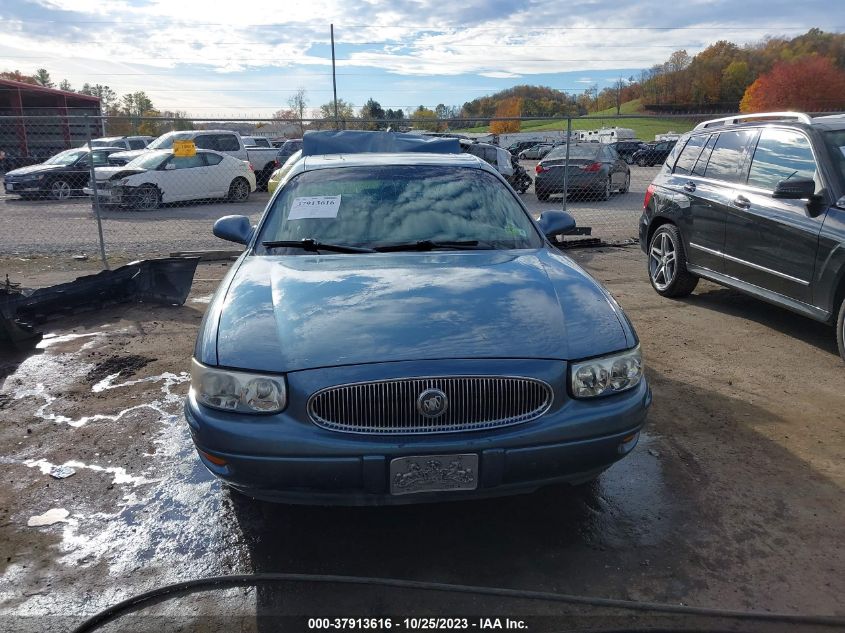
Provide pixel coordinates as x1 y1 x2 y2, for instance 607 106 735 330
811 114 845 130
301 152 491 172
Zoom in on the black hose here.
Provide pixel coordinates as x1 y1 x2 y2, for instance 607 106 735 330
70 573 845 633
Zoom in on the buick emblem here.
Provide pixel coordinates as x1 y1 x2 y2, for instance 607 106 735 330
417 388 448 418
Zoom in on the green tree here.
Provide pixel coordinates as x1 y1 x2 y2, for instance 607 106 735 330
721 60 752 103
58 79 73 92
360 98 386 129
33 68 53 88
318 99 356 129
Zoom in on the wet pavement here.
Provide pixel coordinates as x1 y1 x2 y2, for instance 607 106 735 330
0 248 843 631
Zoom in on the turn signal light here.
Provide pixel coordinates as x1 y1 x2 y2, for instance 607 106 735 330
199 450 228 466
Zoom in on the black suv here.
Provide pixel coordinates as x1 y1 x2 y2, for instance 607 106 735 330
609 140 646 164
631 140 677 167
640 112 845 360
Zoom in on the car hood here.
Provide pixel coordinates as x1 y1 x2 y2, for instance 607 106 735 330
207 250 634 373
5 164 64 176
93 166 147 180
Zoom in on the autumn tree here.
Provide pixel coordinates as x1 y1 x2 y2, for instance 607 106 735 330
740 55 845 113
490 97 522 134
412 106 440 131
0 70 36 84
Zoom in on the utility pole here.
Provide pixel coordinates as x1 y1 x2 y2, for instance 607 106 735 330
331 24 339 129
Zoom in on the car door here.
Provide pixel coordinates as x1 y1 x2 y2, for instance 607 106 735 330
661 132 724 272
201 152 228 197
722 127 825 303
161 153 209 202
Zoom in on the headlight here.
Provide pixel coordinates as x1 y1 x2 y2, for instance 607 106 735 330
190 359 287 414
570 346 642 399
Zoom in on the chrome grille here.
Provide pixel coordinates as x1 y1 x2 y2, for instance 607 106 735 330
308 376 553 434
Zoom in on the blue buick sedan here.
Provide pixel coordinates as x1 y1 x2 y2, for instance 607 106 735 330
186 132 650 505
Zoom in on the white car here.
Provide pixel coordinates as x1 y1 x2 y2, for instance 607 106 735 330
89 135 154 150
84 149 256 210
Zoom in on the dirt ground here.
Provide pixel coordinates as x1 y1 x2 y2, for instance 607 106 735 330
0 246 843 631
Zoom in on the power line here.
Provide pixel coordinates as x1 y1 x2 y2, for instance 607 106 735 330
4 18 838 30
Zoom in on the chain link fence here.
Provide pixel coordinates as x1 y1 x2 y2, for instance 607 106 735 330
1 112 723 280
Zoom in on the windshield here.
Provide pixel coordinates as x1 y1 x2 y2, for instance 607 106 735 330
90 139 119 147
257 165 542 252
44 149 87 165
126 152 169 169
545 145 599 160
147 131 194 150
823 129 845 184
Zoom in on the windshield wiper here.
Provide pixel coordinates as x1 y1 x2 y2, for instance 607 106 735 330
374 240 486 252
261 239 375 254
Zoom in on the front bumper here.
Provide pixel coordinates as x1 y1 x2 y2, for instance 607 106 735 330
83 185 124 204
184 361 651 505
4 180 43 194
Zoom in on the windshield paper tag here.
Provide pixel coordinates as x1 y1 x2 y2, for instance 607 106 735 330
288 195 341 220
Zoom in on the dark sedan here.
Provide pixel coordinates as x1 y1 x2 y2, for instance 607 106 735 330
631 140 678 167
609 140 647 164
534 143 631 201
3 147 124 200
185 130 650 505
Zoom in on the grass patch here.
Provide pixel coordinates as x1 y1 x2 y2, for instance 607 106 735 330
461 99 699 141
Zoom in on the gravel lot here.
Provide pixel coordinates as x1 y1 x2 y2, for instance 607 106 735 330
1 246 842 630
0 163 659 263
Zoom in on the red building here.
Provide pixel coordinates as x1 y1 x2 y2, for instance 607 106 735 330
0 79 101 167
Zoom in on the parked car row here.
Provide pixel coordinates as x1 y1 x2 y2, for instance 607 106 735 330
104 130 277 190
3 146 126 200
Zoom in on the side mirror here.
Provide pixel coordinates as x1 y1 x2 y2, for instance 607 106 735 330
537 210 576 238
773 177 815 199
213 215 254 245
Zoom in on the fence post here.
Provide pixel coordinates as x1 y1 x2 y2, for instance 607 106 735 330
85 114 109 270
562 116 572 213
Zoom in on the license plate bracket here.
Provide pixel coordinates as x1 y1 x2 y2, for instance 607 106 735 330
390 453 478 495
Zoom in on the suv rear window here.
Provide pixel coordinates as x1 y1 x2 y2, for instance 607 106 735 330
673 135 708 175
703 130 755 183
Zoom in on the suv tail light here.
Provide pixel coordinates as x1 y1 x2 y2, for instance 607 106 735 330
535 164 546 174
644 184 655 209
580 162 602 172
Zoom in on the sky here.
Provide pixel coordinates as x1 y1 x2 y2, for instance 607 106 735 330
0 0 840 118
